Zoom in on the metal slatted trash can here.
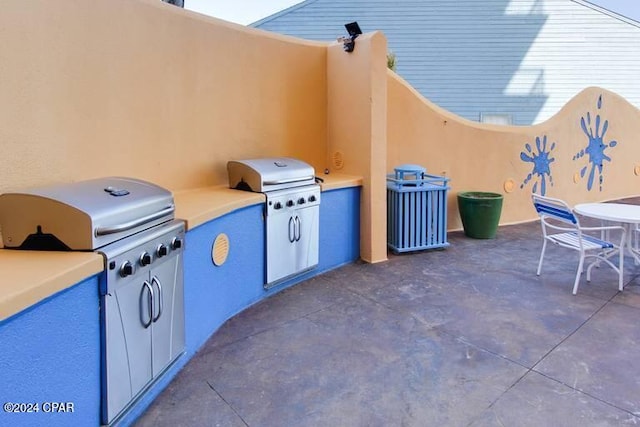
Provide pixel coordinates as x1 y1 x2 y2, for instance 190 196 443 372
387 165 450 253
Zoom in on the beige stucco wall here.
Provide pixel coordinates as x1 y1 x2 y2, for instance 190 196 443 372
0 0 391 261
327 32 388 263
0 0 327 193
387 72 640 230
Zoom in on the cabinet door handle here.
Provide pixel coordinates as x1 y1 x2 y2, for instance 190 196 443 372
295 216 301 242
140 281 153 329
151 276 163 323
288 216 296 243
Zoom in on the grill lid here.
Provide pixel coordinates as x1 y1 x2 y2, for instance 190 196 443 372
228 157 316 193
0 177 175 250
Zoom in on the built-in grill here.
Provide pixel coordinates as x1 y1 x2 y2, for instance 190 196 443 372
228 158 320 289
0 177 185 426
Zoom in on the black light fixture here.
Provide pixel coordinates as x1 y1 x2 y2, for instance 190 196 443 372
340 21 362 53
161 0 184 7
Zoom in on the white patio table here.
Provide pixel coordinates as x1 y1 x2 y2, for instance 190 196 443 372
574 203 640 267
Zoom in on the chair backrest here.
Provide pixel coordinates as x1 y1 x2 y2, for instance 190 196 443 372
532 193 579 226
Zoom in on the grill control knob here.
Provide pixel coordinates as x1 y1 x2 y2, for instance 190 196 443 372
120 261 134 278
139 252 152 266
171 237 183 250
297 198 306 205
286 200 294 207
274 202 282 210
308 195 317 202
157 244 168 258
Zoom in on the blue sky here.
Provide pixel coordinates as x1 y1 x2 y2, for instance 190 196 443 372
586 0 640 21
184 1 640 25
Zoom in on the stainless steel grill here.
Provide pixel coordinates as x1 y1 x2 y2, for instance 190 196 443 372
228 157 317 192
0 177 185 426
228 157 320 289
0 177 175 250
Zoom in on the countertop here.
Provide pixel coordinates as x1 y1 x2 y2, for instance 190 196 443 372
174 186 265 230
0 250 104 321
0 173 362 322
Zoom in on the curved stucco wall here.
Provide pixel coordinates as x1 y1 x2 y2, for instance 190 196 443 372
2 0 640 258
0 0 327 193
387 72 640 230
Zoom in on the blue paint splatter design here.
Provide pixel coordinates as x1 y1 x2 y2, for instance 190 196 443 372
572 95 618 191
520 135 555 195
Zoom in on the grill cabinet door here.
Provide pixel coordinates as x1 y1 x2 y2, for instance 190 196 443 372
294 205 319 272
266 209 300 285
266 203 319 286
150 251 185 377
104 276 153 424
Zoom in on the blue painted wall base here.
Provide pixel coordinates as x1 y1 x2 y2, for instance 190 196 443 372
0 276 101 427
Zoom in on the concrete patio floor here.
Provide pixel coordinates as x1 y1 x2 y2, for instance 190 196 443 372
135 212 640 426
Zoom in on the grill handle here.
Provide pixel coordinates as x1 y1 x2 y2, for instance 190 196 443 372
140 281 153 329
151 276 163 323
288 217 296 243
295 216 301 242
263 176 315 186
95 206 175 236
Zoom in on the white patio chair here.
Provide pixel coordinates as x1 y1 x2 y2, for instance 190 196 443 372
532 194 626 295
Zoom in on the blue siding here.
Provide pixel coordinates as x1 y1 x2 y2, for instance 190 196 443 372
254 0 640 125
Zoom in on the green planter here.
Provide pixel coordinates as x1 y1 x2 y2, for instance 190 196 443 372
457 192 504 239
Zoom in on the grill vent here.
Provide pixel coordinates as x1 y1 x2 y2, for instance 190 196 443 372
212 233 230 266
503 179 515 193
332 151 344 170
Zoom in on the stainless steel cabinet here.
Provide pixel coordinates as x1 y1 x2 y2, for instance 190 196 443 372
265 187 320 288
100 225 185 425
